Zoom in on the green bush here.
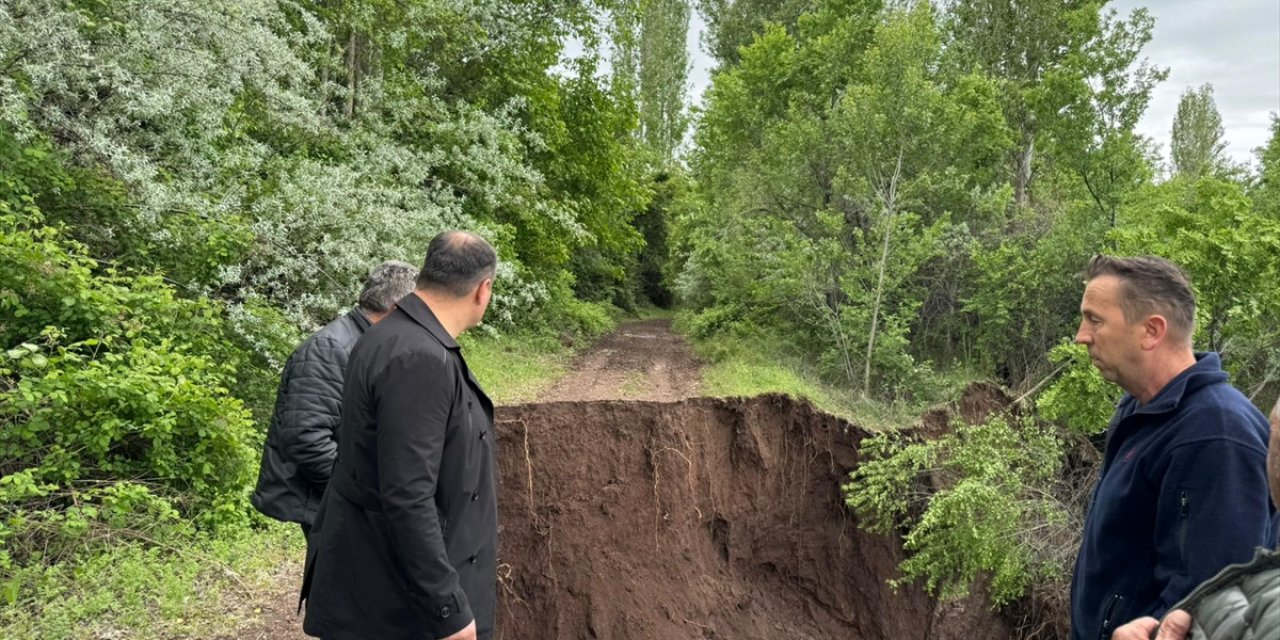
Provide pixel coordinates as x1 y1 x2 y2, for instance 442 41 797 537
845 414 1072 606
1 143 259 580
558 298 618 338
1036 342 1120 435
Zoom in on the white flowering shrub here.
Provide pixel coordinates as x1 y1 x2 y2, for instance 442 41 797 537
0 0 595 337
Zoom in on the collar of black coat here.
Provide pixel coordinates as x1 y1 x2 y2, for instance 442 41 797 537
348 307 373 333
395 292 460 350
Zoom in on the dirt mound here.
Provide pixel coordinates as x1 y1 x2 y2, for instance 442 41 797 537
920 381 1017 440
493 395 1011 639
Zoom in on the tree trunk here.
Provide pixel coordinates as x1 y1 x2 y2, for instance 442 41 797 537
345 30 359 120
810 280 857 387
1014 128 1035 207
864 148 904 397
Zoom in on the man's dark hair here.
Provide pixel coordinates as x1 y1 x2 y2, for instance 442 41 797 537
1085 255 1196 341
357 260 418 313
416 231 497 298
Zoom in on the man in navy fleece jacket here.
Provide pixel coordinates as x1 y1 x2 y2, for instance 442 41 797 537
1068 255 1274 640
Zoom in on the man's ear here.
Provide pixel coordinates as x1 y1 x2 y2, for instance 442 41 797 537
1141 314 1169 350
474 278 493 303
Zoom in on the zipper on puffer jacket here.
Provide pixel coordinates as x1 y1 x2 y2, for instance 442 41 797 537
1099 593 1125 640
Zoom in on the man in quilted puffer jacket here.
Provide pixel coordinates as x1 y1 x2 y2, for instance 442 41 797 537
251 260 418 537
1112 397 1280 639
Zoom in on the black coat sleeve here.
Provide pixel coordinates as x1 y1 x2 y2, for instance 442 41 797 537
278 336 346 485
374 347 472 637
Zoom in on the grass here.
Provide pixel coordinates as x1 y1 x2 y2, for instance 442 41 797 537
0 521 303 640
460 332 577 405
618 370 650 399
690 333 925 432
628 305 677 321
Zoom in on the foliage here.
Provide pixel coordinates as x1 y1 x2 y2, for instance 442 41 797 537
687 0 1278 621
613 0 692 161
1252 115 1280 217
680 2 1010 398
0 0 657 334
1170 84 1228 178
963 201 1105 383
2 1 643 632
3 0 1278 631
845 415 1071 605
0 138 262 640
1111 176 1280 398
696 0 816 67
0 150 258 547
1036 342 1121 435
687 325 921 429
945 0 1166 210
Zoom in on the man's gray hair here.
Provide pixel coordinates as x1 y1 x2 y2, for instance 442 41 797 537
358 260 418 313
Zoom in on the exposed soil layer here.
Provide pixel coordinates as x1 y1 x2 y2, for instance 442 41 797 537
493 395 1011 639
222 324 1024 639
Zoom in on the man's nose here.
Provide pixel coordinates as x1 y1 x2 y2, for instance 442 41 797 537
1075 324 1090 345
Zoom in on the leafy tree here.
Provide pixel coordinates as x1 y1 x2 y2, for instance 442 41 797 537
0 134 259 579
1249 114 1280 218
832 3 1007 394
636 171 685 307
1170 84 1228 178
0 0 657 562
1111 176 1280 398
679 2 1010 397
697 0 813 66
639 0 692 160
964 205 1104 384
0 0 654 336
946 0 1165 211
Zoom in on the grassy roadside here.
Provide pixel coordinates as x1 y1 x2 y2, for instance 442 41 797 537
683 328 940 432
461 333 577 405
0 522 303 640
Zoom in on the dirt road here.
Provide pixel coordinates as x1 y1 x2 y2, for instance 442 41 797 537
539 317 702 402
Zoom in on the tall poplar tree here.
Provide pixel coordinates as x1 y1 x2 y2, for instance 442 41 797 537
1170 83 1227 177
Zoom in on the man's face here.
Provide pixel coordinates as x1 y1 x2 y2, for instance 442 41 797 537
1268 402 1279 510
1076 275 1147 389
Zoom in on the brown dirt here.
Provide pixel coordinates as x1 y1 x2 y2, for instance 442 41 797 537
220 324 1022 639
539 318 702 402
920 380 1015 440
493 395 1011 639
208 561 309 640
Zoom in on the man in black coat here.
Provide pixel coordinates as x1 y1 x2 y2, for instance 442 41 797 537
302 231 498 640
251 261 418 536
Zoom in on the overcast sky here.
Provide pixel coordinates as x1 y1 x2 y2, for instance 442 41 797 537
684 1 1280 166
1112 0 1280 166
